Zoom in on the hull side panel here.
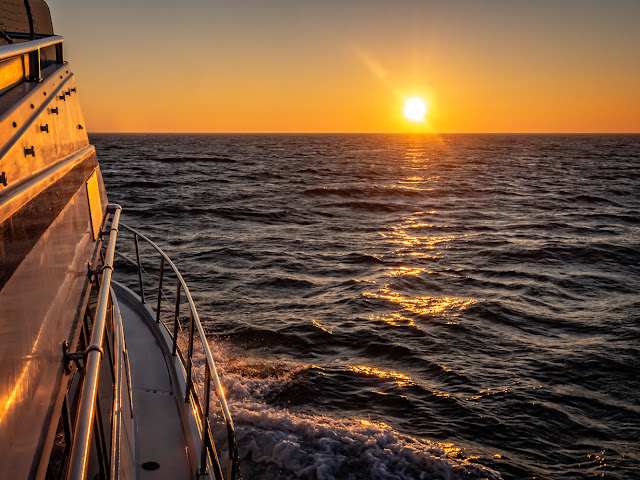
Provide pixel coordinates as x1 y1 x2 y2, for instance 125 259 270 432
0 54 107 476
0 174 100 476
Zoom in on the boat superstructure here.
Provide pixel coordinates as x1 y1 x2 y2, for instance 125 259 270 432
0 2 238 478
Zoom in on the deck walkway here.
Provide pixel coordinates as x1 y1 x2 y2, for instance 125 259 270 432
113 281 194 479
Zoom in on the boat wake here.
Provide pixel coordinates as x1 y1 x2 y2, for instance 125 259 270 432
193 341 501 480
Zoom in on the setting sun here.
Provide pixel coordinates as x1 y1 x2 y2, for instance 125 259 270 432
403 98 428 122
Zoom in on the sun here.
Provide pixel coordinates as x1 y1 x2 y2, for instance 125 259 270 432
403 97 428 122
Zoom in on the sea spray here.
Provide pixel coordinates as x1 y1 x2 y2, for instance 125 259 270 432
190 337 501 480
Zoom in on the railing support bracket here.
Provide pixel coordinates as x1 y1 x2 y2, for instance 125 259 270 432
62 341 104 375
88 262 113 283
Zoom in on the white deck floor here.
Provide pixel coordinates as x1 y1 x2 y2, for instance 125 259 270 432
113 282 195 479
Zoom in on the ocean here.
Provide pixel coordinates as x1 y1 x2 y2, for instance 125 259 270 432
94 133 640 480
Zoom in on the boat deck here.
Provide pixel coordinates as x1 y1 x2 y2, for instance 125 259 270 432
113 281 195 479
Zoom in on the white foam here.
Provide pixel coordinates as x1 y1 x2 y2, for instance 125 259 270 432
195 342 501 480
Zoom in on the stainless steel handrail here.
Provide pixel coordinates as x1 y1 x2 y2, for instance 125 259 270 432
0 34 64 83
67 204 122 480
119 223 239 480
0 34 63 61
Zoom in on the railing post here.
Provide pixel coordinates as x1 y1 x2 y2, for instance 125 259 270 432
200 365 211 475
185 310 195 403
93 397 109 479
55 41 64 64
134 233 145 303
173 281 180 356
27 48 41 82
156 256 165 323
229 432 238 480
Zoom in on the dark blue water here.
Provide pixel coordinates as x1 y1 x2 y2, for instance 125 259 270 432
95 133 640 480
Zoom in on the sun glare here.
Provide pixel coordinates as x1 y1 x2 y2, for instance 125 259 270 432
404 98 428 122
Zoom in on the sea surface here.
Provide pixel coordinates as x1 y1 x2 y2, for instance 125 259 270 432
94 133 640 480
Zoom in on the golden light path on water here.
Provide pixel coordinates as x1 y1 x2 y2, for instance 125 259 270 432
389 266 427 276
363 141 476 331
364 287 476 319
350 138 480 433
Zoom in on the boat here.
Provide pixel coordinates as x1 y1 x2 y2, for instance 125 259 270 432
0 1 239 478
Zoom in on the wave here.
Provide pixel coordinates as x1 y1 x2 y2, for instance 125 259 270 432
199 348 502 480
252 276 319 290
119 180 163 189
304 186 428 199
154 156 236 163
317 201 407 213
339 253 385 265
569 194 622 207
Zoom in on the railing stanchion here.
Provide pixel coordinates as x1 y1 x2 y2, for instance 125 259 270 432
156 256 165 323
55 41 64 64
200 365 211 475
185 310 195 403
173 281 180 356
134 233 145 303
27 47 41 82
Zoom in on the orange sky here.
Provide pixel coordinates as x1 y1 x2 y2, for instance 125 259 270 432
48 1 640 133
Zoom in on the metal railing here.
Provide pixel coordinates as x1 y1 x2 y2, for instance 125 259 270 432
119 223 239 480
67 204 122 480
0 34 65 82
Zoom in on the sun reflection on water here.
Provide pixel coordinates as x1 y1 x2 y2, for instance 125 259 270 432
312 319 333 334
401 176 425 182
403 147 425 162
367 312 417 328
441 443 462 457
350 365 415 387
364 286 476 318
381 222 457 255
389 266 426 276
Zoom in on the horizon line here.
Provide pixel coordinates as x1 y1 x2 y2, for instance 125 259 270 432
86 131 640 135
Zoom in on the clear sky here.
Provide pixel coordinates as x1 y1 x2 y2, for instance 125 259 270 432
47 0 640 133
